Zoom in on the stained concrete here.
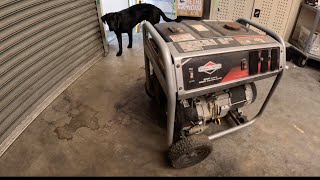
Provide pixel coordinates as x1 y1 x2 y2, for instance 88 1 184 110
0 33 320 176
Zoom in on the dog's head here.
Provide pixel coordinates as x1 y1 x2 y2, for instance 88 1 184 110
101 12 120 31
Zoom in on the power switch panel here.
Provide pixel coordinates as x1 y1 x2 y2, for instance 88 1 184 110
249 51 259 75
260 50 269 73
271 49 279 71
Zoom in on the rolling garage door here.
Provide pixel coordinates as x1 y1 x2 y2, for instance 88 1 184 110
0 0 106 155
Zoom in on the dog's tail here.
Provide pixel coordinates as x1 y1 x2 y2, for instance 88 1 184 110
159 10 182 23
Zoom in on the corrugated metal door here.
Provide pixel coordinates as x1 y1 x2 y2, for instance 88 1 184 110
0 0 105 155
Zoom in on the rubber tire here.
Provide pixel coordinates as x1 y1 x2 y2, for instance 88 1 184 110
286 48 294 61
145 82 154 98
168 134 213 169
145 74 154 98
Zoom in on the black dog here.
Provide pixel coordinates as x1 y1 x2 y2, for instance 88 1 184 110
101 3 180 56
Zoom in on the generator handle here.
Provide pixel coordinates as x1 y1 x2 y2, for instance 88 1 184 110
143 22 177 147
236 18 286 50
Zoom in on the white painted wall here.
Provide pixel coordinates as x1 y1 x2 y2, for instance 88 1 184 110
101 0 129 14
101 0 175 32
101 0 129 31
145 0 175 14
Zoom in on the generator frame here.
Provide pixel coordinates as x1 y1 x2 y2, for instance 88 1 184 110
143 18 286 151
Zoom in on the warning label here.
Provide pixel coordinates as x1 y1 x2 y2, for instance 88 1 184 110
179 41 203 52
170 33 196 42
191 24 209 31
235 36 270 45
178 39 218 52
217 38 234 45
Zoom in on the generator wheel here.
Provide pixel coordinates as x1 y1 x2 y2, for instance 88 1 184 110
145 82 154 98
145 74 154 98
168 134 212 169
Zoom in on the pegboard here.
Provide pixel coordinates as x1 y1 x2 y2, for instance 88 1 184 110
250 0 293 37
232 0 255 20
216 0 230 20
211 0 255 21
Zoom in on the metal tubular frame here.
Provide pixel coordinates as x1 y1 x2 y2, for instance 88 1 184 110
143 18 285 147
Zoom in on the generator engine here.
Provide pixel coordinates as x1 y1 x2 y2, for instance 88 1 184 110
177 83 256 136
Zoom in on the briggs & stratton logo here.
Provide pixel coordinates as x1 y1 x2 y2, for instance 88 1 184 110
198 61 222 75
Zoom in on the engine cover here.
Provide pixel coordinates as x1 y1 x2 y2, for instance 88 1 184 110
195 83 257 121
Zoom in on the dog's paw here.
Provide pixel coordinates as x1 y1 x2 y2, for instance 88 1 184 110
127 44 132 48
116 51 122 56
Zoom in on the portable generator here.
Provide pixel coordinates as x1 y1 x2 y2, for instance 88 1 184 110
143 18 285 169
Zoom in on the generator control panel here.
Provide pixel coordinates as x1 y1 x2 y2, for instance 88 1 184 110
154 20 283 96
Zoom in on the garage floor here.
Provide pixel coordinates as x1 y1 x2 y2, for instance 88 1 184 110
0 33 320 176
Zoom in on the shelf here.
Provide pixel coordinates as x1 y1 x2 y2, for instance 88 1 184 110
307 52 320 62
289 39 320 62
289 39 304 51
302 3 320 13
288 3 320 63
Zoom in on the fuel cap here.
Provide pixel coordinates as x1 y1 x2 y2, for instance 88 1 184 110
224 22 241 30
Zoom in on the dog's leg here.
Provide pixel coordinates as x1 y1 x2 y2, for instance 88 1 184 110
116 32 123 56
127 30 132 48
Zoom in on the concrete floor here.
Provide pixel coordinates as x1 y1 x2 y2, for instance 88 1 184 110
0 33 320 176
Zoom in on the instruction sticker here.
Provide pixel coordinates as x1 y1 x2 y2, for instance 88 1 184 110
191 24 209 32
217 38 230 45
235 36 270 45
179 41 203 52
178 39 219 52
198 39 217 46
170 33 196 42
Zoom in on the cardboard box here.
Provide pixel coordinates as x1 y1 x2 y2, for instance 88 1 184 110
176 0 204 17
298 25 320 56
